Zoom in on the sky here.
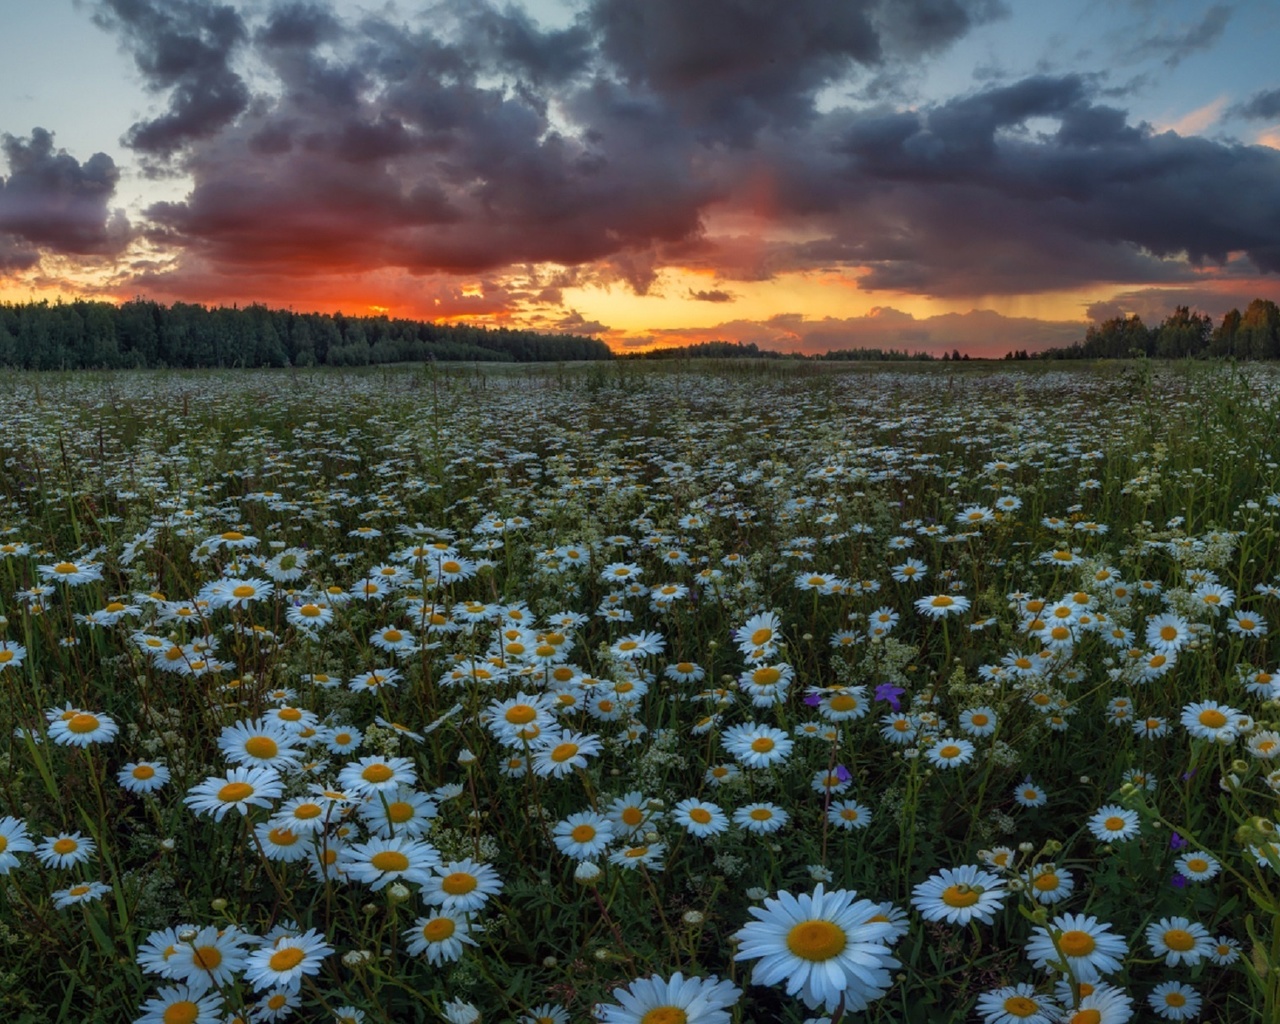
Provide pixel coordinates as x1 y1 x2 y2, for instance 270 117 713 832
1 0 1279 356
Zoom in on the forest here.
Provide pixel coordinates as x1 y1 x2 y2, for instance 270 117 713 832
0 298 613 369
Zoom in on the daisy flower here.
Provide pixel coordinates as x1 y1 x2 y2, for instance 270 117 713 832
532 730 603 779
1025 863 1074 905
521 1004 570 1024
244 928 333 992
1013 780 1048 808
51 880 111 909
184 766 283 821
1025 913 1128 982
117 761 171 794
1148 981 1200 1020
958 707 998 737
47 709 118 747
608 791 660 835
733 884 900 1013
1181 700 1243 742
915 594 971 618
339 836 440 890
167 925 250 992
403 909 479 965
1086 805 1140 843
36 831 96 868
736 612 782 655
672 798 730 838
132 984 224 1024
608 844 665 871
925 737 975 769
973 983 1058 1024
422 858 504 912
1146 916 1213 967
553 812 615 860
733 802 789 835
359 786 438 839
1209 936 1240 965
910 864 1007 926
217 718 301 770
827 800 872 831
594 972 741 1024
721 723 794 768
0 816 35 874
337 755 417 797
1174 850 1220 882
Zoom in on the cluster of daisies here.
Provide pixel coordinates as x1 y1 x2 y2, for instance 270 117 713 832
2 365 1279 1023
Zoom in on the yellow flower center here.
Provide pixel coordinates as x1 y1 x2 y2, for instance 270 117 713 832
1184 857 1208 873
931 595 955 607
192 945 222 970
244 736 278 759
162 1001 200 1024
550 743 579 763
1198 709 1227 728
505 705 537 724
1069 1011 1101 1024
218 782 254 802
970 714 989 727
1059 930 1095 957
785 920 846 961
752 667 781 686
68 714 101 734
54 562 78 574
640 1010 687 1024
52 838 78 854
750 808 773 821
383 630 403 643
938 745 961 759
1164 928 1195 951
750 737 775 753
268 828 298 846
441 872 478 895
689 808 712 824
423 917 456 942
232 585 255 599
371 850 410 872
1033 872 1059 892
570 824 597 843
941 884 980 908
222 531 245 541
750 627 773 645
362 764 394 783
1003 996 1038 1018
1103 816 1125 832
278 707 302 721
621 807 643 826
268 945 306 973
387 801 414 823
292 803 322 820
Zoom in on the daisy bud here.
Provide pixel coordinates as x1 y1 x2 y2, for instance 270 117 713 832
363 903 378 916
159 838 175 852
574 861 602 885
210 898 227 912
1018 842 1034 853
342 949 372 967
593 948 610 961
387 883 411 903
457 749 477 766
542 956 558 968
745 887 768 900
644 831 660 843
178 928 197 942
1233 759 1250 774
1221 774 1241 792
682 910 705 926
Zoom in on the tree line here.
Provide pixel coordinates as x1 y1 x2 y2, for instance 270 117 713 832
0 299 613 369
1034 299 1280 361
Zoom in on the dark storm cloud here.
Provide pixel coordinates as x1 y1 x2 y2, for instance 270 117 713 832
689 289 735 303
81 0 1280 304
1231 88 1280 121
1123 2 1231 69
94 0 251 155
0 128 130 256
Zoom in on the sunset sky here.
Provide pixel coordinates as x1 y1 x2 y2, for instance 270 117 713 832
1 0 1279 355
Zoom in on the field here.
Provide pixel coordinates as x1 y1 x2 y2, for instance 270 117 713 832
1 359 1279 1024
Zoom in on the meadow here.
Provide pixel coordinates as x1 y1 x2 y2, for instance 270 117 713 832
0 358 1278 1024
